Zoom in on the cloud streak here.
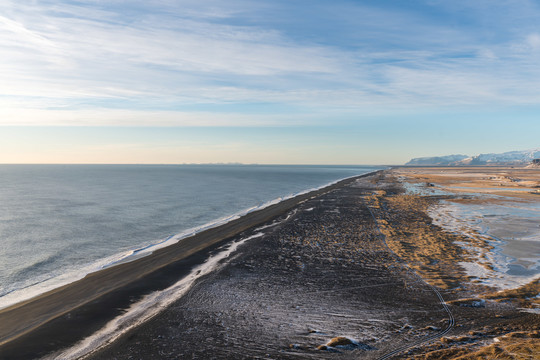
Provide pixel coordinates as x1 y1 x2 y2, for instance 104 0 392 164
1 0 540 126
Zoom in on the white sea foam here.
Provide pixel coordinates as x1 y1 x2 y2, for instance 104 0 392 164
38 172 380 359
48 184 317 358
44 232 265 360
0 172 373 311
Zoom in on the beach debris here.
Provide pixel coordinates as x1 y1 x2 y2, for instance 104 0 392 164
327 336 355 347
440 335 476 344
317 336 374 351
316 344 341 352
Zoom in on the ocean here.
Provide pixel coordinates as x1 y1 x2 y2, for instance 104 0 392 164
0 164 380 310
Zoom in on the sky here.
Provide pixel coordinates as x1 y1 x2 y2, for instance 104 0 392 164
1 0 539 164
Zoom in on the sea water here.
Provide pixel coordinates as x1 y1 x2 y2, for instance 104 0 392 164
0 164 379 309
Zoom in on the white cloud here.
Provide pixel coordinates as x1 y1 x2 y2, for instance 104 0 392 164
526 33 540 50
1 0 540 126
0 105 322 127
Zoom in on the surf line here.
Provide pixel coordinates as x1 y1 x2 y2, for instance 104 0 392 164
48 201 303 360
36 172 380 359
45 231 265 360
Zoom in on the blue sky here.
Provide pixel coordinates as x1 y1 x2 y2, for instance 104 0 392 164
1 0 539 164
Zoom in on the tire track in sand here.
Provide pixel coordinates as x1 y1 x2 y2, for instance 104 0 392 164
362 194 455 360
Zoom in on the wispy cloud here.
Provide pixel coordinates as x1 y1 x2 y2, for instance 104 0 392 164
1 0 540 126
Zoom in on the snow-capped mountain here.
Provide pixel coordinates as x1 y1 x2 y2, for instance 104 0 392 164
464 148 540 165
405 148 540 166
405 154 469 166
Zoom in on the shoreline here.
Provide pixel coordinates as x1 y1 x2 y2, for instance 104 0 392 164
0 171 379 359
1 167 538 359
87 167 539 360
87 171 447 359
0 171 371 312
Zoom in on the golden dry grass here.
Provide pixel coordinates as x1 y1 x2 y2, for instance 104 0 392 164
404 331 539 360
410 332 540 360
484 279 540 309
394 167 540 201
368 170 540 359
365 189 470 289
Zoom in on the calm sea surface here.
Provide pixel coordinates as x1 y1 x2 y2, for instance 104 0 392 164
0 164 379 308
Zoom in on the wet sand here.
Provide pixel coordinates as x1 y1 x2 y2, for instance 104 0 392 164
1 169 539 359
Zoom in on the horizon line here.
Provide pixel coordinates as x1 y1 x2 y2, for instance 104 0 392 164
0 163 393 166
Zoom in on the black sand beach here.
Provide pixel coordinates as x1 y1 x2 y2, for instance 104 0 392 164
84 172 456 360
0 174 375 359
1 170 538 359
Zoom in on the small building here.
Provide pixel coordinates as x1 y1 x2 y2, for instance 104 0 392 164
533 159 540 165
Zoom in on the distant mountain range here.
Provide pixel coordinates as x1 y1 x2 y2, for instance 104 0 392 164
405 148 540 166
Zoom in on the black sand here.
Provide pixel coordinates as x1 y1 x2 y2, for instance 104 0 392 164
1 170 538 359
0 173 377 359
85 173 454 359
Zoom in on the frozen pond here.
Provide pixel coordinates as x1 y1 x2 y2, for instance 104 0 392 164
405 180 540 290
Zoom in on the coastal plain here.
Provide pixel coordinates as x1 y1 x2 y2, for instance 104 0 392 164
1 168 539 359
